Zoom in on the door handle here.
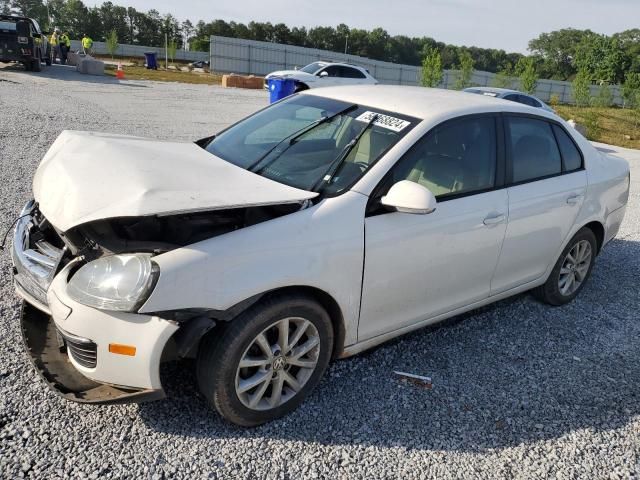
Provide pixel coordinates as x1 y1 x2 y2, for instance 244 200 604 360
566 194 584 205
483 213 506 226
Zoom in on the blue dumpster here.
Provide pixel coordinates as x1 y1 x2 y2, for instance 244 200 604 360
268 78 296 103
144 52 157 70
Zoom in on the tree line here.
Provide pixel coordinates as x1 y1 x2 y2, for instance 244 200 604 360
3 0 640 87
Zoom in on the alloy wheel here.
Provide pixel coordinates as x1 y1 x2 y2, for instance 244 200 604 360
235 317 320 411
558 239 592 296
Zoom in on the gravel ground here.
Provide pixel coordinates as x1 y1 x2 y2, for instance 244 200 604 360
1 64 639 479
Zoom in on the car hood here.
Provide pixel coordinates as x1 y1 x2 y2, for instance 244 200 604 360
266 70 316 81
33 130 317 232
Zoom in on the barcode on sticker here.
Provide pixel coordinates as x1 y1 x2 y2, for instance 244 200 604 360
355 111 411 132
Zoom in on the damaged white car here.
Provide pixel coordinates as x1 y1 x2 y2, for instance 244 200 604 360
12 86 629 426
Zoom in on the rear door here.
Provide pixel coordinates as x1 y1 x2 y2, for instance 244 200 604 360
490 115 587 294
339 66 369 85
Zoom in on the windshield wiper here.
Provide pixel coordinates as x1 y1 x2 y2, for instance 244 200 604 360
248 103 358 173
311 114 379 192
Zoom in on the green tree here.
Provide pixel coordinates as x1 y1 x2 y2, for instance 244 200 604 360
592 83 613 108
573 68 592 107
528 28 595 80
105 29 118 59
622 72 640 108
575 34 628 84
454 50 474 90
492 67 514 88
613 29 640 73
167 38 177 64
420 47 443 88
516 56 538 94
9 0 48 27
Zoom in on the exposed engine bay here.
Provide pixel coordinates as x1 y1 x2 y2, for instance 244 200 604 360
42 202 307 262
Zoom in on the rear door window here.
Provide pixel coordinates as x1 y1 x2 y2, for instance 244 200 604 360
340 67 366 78
506 116 562 183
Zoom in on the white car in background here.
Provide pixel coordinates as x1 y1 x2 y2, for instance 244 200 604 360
13 86 629 427
265 61 378 92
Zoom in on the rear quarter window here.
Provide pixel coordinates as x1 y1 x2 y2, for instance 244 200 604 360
553 125 583 172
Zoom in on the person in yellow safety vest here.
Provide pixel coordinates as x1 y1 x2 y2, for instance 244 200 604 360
59 32 71 65
81 34 93 56
49 29 60 64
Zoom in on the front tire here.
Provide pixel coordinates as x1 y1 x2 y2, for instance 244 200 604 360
533 227 597 306
196 294 334 427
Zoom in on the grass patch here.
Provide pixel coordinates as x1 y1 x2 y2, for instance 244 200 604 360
104 64 222 85
556 105 640 149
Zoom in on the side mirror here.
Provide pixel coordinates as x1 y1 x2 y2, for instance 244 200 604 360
381 180 437 215
319 71 329 78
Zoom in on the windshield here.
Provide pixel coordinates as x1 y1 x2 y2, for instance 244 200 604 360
300 62 326 74
206 95 416 195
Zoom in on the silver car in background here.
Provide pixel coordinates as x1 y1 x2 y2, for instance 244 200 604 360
464 87 555 112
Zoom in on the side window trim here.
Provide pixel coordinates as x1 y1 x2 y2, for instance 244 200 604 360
501 112 585 187
366 112 504 216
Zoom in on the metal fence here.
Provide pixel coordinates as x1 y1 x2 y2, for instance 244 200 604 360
209 35 624 106
68 40 209 62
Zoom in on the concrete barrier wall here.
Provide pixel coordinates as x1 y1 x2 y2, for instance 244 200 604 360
68 40 209 62
209 35 624 106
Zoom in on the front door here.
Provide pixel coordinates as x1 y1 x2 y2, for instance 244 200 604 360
358 115 509 341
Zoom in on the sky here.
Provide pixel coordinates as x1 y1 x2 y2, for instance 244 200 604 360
87 0 640 53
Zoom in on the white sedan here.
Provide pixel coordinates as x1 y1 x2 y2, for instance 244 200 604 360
13 86 629 426
264 61 378 91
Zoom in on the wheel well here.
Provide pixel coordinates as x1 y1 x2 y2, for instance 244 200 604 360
583 221 605 254
294 82 309 92
261 286 345 359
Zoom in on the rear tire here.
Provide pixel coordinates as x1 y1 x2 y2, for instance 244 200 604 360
533 227 597 306
24 61 32 72
196 294 333 427
32 54 42 72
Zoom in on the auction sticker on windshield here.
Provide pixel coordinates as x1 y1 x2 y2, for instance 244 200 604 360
355 111 411 132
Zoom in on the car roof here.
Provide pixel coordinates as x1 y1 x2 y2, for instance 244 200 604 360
0 15 30 21
465 86 521 95
316 61 366 70
303 85 557 121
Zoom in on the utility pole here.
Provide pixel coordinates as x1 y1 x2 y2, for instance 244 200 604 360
344 33 349 54
45 1 51 30
165 32 168 70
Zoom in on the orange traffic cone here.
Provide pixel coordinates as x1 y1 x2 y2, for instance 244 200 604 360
116 63 125 79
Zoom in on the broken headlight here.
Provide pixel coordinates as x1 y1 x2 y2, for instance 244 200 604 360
67 254 159 311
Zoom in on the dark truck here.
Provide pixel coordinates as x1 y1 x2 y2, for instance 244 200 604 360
0 15 50 72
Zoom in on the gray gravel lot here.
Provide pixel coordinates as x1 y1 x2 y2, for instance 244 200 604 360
1 64 639 479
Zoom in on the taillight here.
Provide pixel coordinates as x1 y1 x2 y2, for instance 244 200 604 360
18 36 28 44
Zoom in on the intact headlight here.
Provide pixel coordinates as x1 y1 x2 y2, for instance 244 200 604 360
67 254 159 312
